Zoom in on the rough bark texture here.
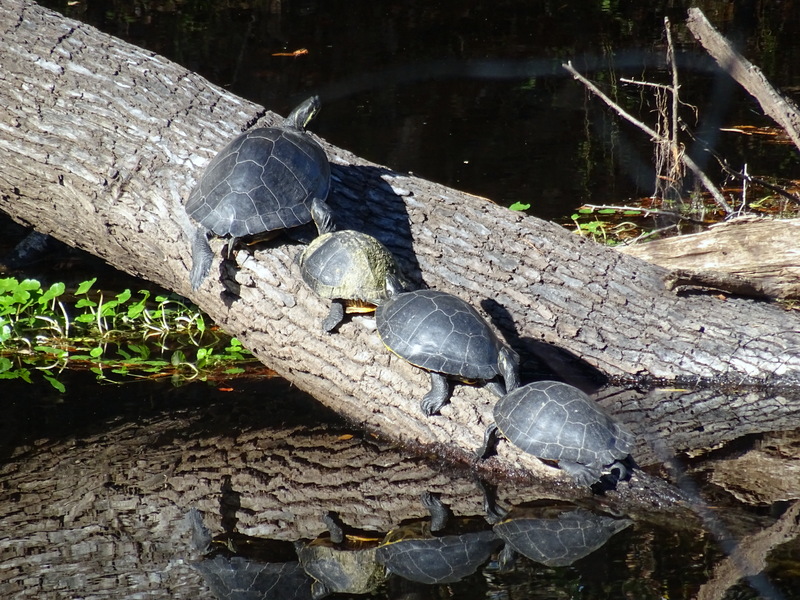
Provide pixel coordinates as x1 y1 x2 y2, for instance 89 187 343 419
619 217 800 300
2 1 800 479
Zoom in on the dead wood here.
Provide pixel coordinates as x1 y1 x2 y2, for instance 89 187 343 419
686 7 800 153
1 0 800 483
619 216 800 300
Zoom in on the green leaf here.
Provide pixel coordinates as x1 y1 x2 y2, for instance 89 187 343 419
33 345 68 359
89 346 104 358
508 201 531 212
0 356 13 372
75 298 97 309
42 373 66 393
224 367 246 374
76 278 97 295
598 209 616 214
39 282 66 305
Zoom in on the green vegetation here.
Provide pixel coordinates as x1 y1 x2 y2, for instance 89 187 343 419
0 276 255 391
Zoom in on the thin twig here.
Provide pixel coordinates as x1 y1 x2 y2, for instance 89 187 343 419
580 204 707 224
563 61 733 214
665 17 680 156
619 77 673 91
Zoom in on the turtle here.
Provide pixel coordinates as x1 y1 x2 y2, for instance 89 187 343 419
298 230 409 333
375 289 520 416
185 95 334 290
375 492 501 586
477 380 636 486
187 508 314 600
483 502 632 569
296 512 388 599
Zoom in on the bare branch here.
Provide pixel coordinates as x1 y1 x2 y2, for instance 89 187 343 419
563 61 733 214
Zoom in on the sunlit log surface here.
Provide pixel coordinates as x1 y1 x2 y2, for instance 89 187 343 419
1 0 800 481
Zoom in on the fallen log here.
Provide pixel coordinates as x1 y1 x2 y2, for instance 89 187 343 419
619 216 800 300
1 1 800 480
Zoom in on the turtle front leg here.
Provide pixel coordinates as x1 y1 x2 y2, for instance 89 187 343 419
322 300 346 333
420 372 451 416
189 227 214 291
558 461 602 487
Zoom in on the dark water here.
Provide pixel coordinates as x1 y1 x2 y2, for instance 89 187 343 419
41 0 800 220
5 0 800 598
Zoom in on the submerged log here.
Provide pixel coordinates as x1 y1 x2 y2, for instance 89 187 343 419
1 1 800 479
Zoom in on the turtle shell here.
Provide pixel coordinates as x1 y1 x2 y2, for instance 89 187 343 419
375 523 500 585
375 289 508 381
299 230 401 305
493 381 634 471
493 506 632 568
186 114 330 239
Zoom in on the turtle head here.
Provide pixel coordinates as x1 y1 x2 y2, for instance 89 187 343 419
498 346 520 393
286 95 321 130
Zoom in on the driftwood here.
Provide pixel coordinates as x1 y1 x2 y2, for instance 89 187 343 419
620 216 800 300
686 7 800 154
2 0 800 484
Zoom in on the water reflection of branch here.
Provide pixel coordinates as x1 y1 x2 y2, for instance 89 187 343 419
695 501 799 600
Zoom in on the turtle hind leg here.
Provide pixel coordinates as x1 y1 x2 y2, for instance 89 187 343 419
558 461 602 487
420 372 451 416
322 300 346 333
484 379 506 397
189 228 214 291
476 424 499 460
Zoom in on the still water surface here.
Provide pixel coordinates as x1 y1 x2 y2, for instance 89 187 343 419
5 0 800 598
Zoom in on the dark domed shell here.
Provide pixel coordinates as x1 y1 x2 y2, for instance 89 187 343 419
375 289 506 380
186 124 330 238
493 381 634 470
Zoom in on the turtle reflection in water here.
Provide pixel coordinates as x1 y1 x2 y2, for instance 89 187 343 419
187 508 314 600
296 512 388 599
375 492 501 585
376 289 520 415
478 380 636 487
485 503 632 569
185 95 334 290
299 230 409 333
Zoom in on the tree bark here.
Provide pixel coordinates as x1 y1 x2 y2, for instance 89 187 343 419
1 1 800 478
619 216 800 300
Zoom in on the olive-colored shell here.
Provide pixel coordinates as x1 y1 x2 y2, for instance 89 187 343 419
298 541 386 596
299 230 402 304
493 381 634 470
375 289 513 381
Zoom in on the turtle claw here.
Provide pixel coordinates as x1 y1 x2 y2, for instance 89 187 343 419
420 373 450 416
189 228 214 291
559 461 602 487
322 301 345 333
